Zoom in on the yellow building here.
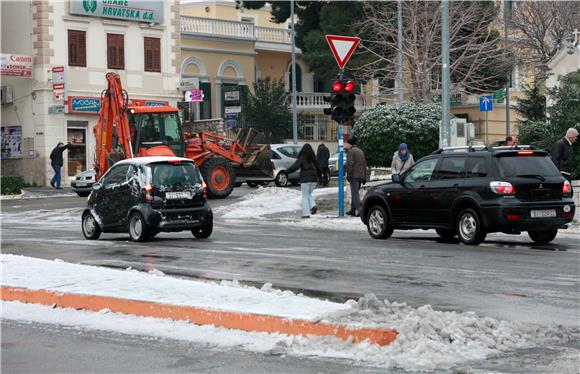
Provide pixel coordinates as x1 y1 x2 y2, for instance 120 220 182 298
178 1 369 149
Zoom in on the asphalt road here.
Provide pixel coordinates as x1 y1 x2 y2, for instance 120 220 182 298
1 187 579 372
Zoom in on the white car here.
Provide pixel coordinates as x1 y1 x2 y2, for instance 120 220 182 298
328 151 347 176
71 169 96 197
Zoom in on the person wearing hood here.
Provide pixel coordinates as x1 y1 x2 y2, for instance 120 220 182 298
391 143 414 175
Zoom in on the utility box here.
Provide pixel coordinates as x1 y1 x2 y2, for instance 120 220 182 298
1 86 14 104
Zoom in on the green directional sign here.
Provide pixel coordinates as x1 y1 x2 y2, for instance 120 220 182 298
493 90 507 104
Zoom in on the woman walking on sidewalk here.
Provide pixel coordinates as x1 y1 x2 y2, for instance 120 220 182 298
286 143 321 218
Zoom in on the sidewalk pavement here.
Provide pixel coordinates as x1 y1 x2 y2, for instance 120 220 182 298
1 187 77 200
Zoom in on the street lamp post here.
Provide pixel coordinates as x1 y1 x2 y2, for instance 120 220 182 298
291 0 298 144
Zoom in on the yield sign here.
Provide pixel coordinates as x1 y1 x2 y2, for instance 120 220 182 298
325 35 361 70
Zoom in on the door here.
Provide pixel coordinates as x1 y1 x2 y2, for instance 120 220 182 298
428 156 466 226
97 164 131 228
391 158 439 224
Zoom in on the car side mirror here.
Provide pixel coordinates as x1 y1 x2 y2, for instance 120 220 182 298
92 183 102 191
391 174 401 183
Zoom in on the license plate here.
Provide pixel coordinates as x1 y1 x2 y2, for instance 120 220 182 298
76 181 87 186
166 191 191 199
530 209 557 218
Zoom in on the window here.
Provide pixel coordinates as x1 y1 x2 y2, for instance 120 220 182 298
107 33 125 70
497 155 560 178
271 151 281 160
466 157 487 178
279 146 301 158
434 157 466 180
144 37 160 72
102 164 130 189
404 158 438 183
68 30 86 67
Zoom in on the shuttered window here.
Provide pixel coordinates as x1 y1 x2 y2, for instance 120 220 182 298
107 33 125 70
144 37 161 72
68 30 86 67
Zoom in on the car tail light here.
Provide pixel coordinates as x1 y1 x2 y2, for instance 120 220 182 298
490 181 515 195
144 184 153 203
517 151 534 155
562 180 572 196
506 213 521 220
271 161 275 171
202 181 208 200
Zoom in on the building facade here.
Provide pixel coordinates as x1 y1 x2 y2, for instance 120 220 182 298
1 0 181 186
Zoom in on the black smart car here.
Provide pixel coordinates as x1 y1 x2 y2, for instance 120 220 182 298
360 146 575 245
82 157 213 241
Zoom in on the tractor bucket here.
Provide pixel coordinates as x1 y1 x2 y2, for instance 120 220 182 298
234 144 273 180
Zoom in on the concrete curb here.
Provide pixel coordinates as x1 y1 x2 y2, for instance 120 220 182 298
1 286 398 346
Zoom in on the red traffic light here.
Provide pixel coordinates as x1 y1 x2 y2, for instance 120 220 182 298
344 81 356 92
332 81 344 93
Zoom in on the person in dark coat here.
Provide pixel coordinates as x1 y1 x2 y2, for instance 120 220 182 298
316 143 330 186
345 137 367 217
50 142 72 189
552 127 578 183
286 143 321 218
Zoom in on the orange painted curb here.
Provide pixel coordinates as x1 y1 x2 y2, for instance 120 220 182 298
1 286 398 346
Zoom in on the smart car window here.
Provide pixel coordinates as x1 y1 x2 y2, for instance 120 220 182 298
435 157 465 180
102 165 130 188
466 157 487 178
497 155 560 178
404 158 438 183
151 162 201 188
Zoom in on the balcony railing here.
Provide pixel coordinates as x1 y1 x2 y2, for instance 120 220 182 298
181 16 291 44
295 93 367 110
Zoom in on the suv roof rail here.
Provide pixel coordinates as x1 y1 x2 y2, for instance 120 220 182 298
491 145 538 151
432 145 489 154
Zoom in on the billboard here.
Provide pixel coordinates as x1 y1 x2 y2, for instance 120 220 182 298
0 54 32 78
70 0 164 23
1 126 22 159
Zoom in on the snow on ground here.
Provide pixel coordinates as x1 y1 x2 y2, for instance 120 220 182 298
2 255 578 372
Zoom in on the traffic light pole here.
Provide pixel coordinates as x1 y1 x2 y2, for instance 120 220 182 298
337 71 345 217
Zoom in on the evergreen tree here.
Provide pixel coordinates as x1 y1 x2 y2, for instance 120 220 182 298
240 78 291 143
515 80 546 123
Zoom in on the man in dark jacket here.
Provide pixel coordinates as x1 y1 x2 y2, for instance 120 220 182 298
345 137 367 217
50 142 72 189
552 127 578 182
316 143 330 186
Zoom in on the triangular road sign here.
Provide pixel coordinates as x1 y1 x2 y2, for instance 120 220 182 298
325 35 361 70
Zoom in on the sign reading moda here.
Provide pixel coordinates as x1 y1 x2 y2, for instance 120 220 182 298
70 0 164 24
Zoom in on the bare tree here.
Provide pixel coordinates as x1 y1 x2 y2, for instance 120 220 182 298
508 1 579 71
355 1 513 101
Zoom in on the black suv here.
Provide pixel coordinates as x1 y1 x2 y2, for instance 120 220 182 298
82 157 213 241
360 146 575 245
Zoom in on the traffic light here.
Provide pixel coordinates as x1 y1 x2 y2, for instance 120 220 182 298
323 79 357 123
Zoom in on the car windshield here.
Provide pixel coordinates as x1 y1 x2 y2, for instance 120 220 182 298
496 155 561 178
149 162 201 189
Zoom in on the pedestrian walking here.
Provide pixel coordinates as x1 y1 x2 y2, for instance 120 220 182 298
316 143 330 186
49 142 72 189
286 143 321 218
391 143 414 175
552 127 578 183
345 137 367 217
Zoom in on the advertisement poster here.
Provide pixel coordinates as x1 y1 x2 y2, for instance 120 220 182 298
1 126 22 159
0 54 32 78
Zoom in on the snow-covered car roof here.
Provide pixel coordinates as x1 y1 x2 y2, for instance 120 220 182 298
114 156 195 166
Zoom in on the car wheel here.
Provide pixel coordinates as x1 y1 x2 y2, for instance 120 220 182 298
260 181 270 186
82 212 101 240
528 229 558 244
456 208 486 245
76 191 90 197
128 212 150 242
247 181 259 187
366 205 393 240
192 221 213 239
234 182 243 188
436 228 456 241
274 171 289 187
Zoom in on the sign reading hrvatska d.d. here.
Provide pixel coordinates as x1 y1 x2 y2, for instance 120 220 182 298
325 35 361 70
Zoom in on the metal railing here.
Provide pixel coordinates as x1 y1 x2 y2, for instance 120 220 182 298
181 16 291 44
295 92 367 110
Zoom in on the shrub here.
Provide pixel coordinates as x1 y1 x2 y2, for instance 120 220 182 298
1 176 25 195
352 101 441 167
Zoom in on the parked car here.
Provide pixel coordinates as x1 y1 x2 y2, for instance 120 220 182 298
71 169 96 197
328 151 348 176
360 145 575 245
246 144 301 187
81 156 213 242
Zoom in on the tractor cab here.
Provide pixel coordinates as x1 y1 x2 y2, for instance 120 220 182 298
128 106 185 158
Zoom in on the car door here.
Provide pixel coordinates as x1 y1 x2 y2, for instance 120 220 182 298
98 164 131 228
390 157 439 224
428 156 466 226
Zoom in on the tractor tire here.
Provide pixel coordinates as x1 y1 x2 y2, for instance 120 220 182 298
200 157 235 199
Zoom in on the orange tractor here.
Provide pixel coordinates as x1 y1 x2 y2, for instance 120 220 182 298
94 72 272 198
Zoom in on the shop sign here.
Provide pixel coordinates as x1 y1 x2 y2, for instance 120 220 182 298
224 106 241 114
70 0 164 24
145 101 168 106
0 54 32 78
179 78 199 90
184 90 204 102
69 97 101 114
1 126 22 159
49 105 65 114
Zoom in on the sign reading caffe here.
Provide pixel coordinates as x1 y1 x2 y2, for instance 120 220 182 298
70 0 164 23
